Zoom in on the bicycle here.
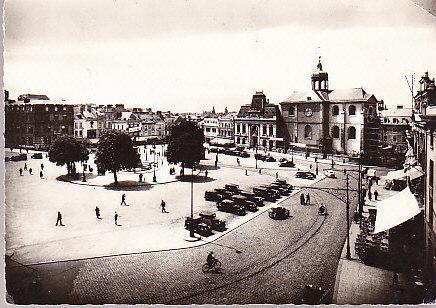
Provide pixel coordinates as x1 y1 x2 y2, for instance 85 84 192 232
202 259 221 273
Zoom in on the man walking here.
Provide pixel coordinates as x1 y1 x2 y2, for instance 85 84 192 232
24 163 28 171
276 172 278 179
114 211 119 226
19 168 23 176
95 206 101 219
300 194 306 206
139 173 143 183
55 211 64 226
40 171 43 179
41 163 44 170
29 168 33 175
374 190 379 200
306 193 311 206
161 200 167 213
121 193 127 206
205 170 208 178
245 169 248 176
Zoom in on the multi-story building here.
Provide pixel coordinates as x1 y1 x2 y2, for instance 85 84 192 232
5 97 74 150
73 105 100 141
379 106 412 166
234 91 285 150
412 71 436 285
218 114 235 141
280 58 381 159
110 111 142 137
203 117 219 143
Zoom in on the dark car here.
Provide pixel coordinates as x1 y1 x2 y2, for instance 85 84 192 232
214 188 235 199
254 153 267 161
217 199 246 215
239 191 265 207
204 191 224 202
235 146 245 152
259 185 281 198
225 184 241 194
269 184 291 196
253 187 276 202
31 153 43 159
279 160 295 167
184 217 213 236
199 211 226 231
238 151 250 158
271 181 293 193
295 171 316 180
209 147 219 153
268 207 290 220
10 154 28 161
232 195 258 212
264 156 276 162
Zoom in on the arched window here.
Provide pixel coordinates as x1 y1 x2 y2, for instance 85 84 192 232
304 125 312 140
368 106 373 115
348 126 356 139
332 126 340 138
332 105 339 116
237 137 240 143
289 105 295 116
349 105 356 115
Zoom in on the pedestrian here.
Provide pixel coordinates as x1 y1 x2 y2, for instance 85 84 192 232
374 190 379 200
306 193 311 206
19 168 23 176
376 177 379 185
368 191 372 200
161 160 164 165
259 169 262 174
205 170 208 178
245 170 248 176
300 194 306 205
310 164 312 170
114 211 119 225
55 211 64 226
40 171 43 179
139 173 143 183
41 163 44 170
161 200 167 213
95 206 101 219
121 193 127 206
24 163 28 171
237 158 240 166
29 168 33 175
276 172 278 179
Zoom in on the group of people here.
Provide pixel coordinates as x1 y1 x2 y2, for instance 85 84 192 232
19 163 44 179
300 193 311 206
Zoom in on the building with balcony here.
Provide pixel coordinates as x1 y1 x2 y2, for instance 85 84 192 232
203 117 219 143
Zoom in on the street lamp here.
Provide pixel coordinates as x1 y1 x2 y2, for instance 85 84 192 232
152 144 157 182
346 174 351 260
291 144 294 164
82 162 87 182
358 150 364 219
316 161 319 175
189 165 195 238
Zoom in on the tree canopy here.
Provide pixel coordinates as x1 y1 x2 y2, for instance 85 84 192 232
167 119 205 170
95 131 140 183
48 136 89 175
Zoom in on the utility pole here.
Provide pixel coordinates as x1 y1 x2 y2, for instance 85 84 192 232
190 166 194 238
346 174 351 259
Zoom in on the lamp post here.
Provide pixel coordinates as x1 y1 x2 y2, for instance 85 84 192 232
152 144 157 182
255 142 258 169
316 161 319 175
189 166 195 238
346 174 351 259
358 150 363 219
291 144 294 164
82 162 87 182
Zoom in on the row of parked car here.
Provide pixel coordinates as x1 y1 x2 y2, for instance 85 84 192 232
184 211 226 237
209 147 250 158
204 180 294 216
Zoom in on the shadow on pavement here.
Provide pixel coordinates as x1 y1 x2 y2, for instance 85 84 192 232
57 173 98 182
176 175 216 183
104 181 154 191
197 164 220 171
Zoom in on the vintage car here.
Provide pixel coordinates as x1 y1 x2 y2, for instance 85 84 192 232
253 187 277 202
235 146 245 152
232 195 258 212
198 211 226 231
239 191 265 207
184 217 213 236
204 191 224 202
254 153 267 161
295 171 317 180
214 188 235 199
224 184 241 194
238 151 250 158
10 154 28 161
324 170 336 178
269 183 291 196
268 207 290 220
279 160 295 167
31 153 43 159
259 185 282 198
217 199 246 215
272 180 293 191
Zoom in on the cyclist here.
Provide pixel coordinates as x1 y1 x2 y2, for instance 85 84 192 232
207 251 215 269
319 204 327 215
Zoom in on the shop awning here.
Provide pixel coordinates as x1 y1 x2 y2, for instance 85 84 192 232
385 165 424 181
374 186 421 234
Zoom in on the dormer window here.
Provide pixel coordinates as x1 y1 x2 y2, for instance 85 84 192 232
307 97 311 101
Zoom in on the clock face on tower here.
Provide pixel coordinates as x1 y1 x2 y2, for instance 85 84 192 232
304 108 313 117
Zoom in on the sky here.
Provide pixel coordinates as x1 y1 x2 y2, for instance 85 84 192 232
4 0 436 113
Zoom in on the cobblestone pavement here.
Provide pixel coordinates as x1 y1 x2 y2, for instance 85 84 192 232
7 172 358 304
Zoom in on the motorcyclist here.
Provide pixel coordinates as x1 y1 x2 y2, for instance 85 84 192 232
207 251 215 269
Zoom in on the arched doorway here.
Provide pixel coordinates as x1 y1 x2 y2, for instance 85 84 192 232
250 125 259 148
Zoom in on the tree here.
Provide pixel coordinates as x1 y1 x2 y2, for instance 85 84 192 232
167 119 205 172
95 131 140 184
48 136 89 175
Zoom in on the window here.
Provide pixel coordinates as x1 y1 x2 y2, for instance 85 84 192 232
242 125 246 134
430 160 434 187
393 136 397 142
332 126 340 138
269 125 273 136
289 106 295 116
368 106 373 115
348 126 356 139
384 136 387 141
307 97 311 101
393 118 399 124
393 128 397 133
45 106 49 112
332 105 339 116
55 106 58 112
349 105 356 116
237 137 240 143
431 130 434 148
263 125 267 135
304 125 312 140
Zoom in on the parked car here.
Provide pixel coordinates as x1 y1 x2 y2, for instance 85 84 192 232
259 185 281 198
239 191 265 207
235 146 245 152
198 211 226 231
254 153 267 161
238 151 250 158
268 207 290 220
31 153 43 159
295 171 316 180
214 188 235 199
10 154 28 161
279 160 295 167
232 195 258 212
209 147 219 153
204 191 224 202
253 187 276 202
271 181 293 193
264 156 276 162
324 170 336 178
269 183 291 196
184 217 213 236
217 199 246 215
224 184 241 194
